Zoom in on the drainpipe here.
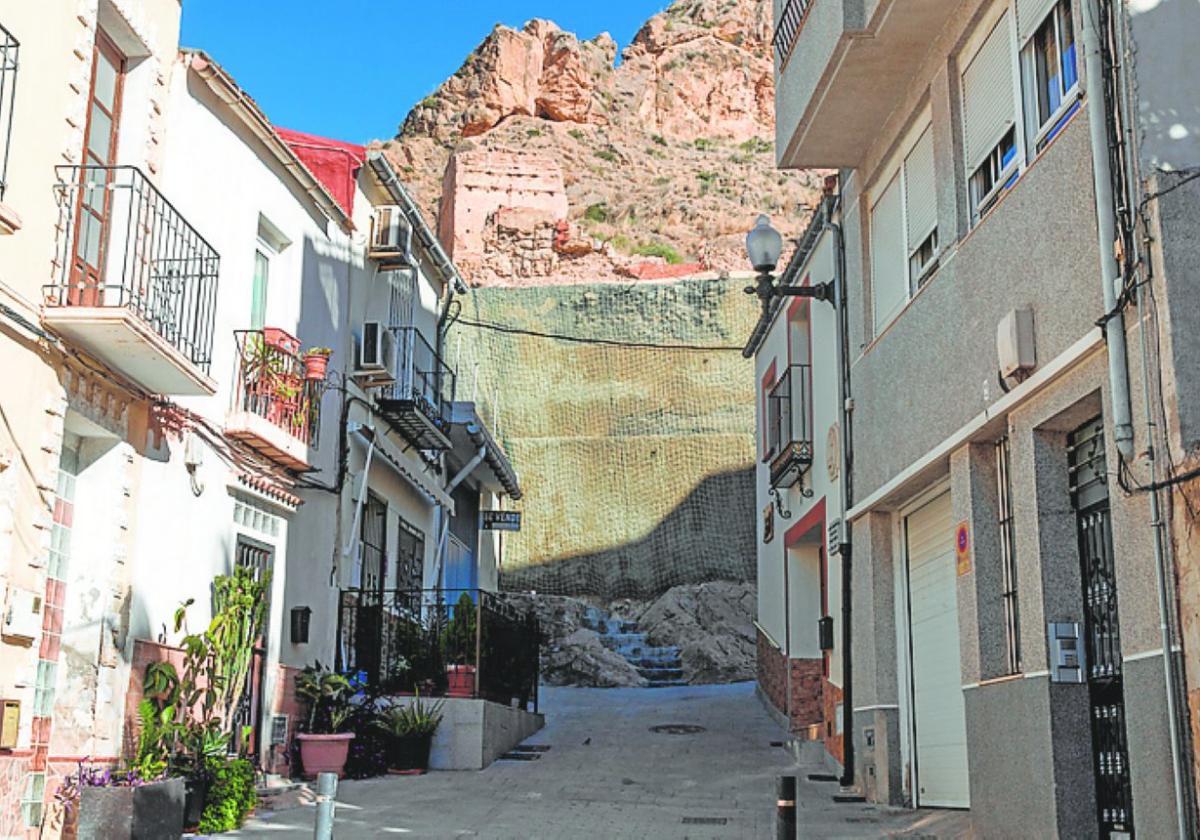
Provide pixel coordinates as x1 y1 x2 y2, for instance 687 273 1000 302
432 447 486 588
826 185 855 790
1110 6 1194 835
1080 0 1135 461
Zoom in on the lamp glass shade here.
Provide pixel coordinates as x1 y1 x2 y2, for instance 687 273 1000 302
290 606 312 644
746 214 783 272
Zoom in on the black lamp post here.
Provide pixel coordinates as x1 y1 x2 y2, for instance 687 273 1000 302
744 215 834 306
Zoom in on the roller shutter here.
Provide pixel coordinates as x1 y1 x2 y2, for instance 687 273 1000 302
903 125 937 249
961 13 1016 170
870 172 906 334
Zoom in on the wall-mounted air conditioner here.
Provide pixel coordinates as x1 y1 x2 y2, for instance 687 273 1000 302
369 205 413 266
354 321 397 386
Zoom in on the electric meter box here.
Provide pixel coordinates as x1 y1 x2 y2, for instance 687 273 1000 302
0 699 19 749
1048 621 1085 683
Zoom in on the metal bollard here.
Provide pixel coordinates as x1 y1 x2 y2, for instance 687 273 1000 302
776 775 797 840
314 772 338 840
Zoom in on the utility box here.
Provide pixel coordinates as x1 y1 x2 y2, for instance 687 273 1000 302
818 615 835 651
997 308 1036 378
0 699 19 749
1048 621 1085 683
2 587 42 641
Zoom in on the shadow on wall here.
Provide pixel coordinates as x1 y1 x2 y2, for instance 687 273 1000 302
500 466 756 602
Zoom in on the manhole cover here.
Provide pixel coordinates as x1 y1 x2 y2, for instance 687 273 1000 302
649 724 706 735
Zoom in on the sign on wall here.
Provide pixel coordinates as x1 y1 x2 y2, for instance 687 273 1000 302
955 520 972 576
481 510 522 532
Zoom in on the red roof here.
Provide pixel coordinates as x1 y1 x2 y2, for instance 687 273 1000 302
275 127 366 220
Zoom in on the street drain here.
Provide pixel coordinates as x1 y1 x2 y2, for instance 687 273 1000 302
497 752 541 761
681 817 728 825
649 724 707 735
512 745 551 753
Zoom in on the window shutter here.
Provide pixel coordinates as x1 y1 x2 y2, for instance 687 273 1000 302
1017 0 1058 43
903 125 937 249
961 13 1016 170
871 173 907 334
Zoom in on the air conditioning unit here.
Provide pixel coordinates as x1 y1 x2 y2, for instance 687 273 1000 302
354 321 397 386
369 205 413 266
2 587 42 641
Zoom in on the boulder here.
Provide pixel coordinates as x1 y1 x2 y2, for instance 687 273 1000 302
541 628 649 688
637 581 756 684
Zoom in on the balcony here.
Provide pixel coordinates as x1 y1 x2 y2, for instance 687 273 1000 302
0 23 19 233
766 363 813 489
376 327 456 450
225 329 322 471
44 166 218 395
775 0 953 168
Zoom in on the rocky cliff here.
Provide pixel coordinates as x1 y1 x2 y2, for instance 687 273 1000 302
383 0 822 287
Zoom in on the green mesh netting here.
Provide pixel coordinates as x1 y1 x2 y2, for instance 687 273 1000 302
447 277 759 601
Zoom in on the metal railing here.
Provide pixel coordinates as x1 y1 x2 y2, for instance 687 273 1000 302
381 326 456 429
773 0 813 65
0 24 18 201
232 329 322 447
336 588 541 712
766 363 812 461
48 165 219 372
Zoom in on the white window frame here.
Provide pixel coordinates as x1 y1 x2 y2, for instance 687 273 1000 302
868 109 938 337
1020 0 1081 154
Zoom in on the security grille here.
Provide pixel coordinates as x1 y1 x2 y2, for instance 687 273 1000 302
996 435 1021 674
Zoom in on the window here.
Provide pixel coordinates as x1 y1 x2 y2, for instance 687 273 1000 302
396 517 425 591
996 435 1021 674
0 24 19 203
902 125 938 291
961 12 1019 223
870 172 906 335
359 493 387 592
1021 0 1079 152
250 248 269 330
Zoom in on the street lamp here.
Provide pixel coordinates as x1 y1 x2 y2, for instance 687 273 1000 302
744 214 833 306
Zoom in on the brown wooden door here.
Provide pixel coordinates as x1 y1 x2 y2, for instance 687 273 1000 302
69 32 124 306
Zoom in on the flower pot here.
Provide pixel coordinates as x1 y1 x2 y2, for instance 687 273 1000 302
78 777 185 840
303 353 329 381
446 664 475 698
387 732 434 775
297 732 356 779
262 327 301 355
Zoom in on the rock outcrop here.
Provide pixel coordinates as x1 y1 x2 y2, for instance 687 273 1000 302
383 0 824 287
638 581 757 683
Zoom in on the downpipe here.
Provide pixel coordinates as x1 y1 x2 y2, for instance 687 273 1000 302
826 190 855 791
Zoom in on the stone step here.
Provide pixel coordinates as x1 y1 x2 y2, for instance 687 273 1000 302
629 657 683 669
638 667 684 681
647 678 690 688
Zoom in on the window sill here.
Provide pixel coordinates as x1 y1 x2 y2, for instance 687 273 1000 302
0 202 22 234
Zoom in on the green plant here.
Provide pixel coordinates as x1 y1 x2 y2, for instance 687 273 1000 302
295 663 355 734
594 148 619 163
374 693 446 738
567 128 586 141
632 242 684 265
440 593 478 665
739 136 772 154
651 134 668 147
304 347 332 357
526 128 542 138
197 756 256 833
693 137 716 152
583 203 610 224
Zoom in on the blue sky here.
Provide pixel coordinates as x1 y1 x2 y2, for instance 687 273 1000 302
180 1 669 144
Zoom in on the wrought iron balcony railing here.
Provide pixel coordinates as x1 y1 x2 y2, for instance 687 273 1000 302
0 23 18 202
227 329 322 469
773 0 813 66
377 326 456 449
766 363 813 488
47 165 219 373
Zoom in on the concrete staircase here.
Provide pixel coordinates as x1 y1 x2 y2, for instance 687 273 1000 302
587 609 688 688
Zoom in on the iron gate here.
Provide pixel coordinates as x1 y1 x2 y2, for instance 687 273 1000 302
233 537 272 761
1068 418 1133 837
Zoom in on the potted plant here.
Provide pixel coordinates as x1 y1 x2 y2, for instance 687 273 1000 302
302 347 332 381
295 663 357 778
441 593 478 698
374 693 445 775
58 761 185 840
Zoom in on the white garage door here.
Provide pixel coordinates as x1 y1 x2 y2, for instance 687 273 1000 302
906 491 970 808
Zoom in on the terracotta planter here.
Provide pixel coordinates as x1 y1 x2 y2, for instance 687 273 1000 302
297 732 356 779
262 327 301 355
387 732 434 775
446 664 476 698
303 353 329 381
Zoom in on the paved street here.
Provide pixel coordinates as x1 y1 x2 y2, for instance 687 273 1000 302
230 682 969 840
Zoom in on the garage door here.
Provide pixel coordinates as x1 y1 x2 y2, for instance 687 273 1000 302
906 491 970 808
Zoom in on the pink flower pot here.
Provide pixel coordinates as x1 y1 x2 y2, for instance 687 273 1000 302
296 732 356 779
446 664 476 698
